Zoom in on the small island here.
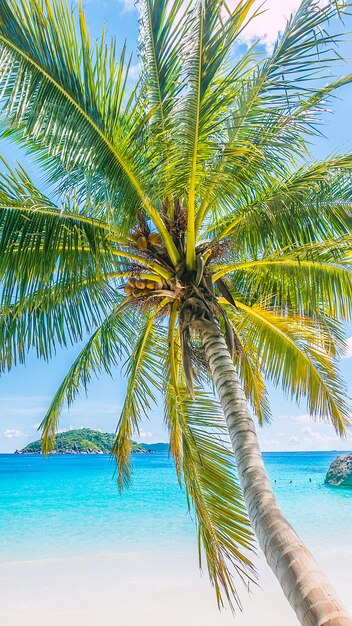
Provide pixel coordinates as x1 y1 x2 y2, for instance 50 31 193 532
15 428 159 455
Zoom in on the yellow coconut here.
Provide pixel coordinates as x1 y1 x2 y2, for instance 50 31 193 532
135 280 145 289
148 233 162 246
136 236 148 250
146 281 155 290
124 284 133 295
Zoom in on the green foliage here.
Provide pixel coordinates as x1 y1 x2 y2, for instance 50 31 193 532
39 301 139 453
222 299 349 434
20 428 150 454
112 308 166 489
1 0 352 610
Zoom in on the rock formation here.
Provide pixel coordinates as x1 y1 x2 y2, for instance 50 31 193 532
325 452 352 487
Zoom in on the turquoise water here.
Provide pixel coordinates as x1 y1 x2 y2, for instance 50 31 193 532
0 451 351 562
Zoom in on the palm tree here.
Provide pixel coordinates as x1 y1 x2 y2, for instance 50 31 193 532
0 0 352 622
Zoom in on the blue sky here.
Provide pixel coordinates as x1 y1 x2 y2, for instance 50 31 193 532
1 0 352 453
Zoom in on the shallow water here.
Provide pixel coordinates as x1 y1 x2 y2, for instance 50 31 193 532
0 451 351 561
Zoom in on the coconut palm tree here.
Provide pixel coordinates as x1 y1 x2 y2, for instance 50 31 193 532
0 0 352 622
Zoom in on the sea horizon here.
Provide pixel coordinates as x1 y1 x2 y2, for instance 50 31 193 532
2 447 352 454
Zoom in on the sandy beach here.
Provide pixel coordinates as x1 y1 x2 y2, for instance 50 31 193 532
1 545 351 626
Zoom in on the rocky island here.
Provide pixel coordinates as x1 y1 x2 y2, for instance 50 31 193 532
15 428 157 455
325 452 352 487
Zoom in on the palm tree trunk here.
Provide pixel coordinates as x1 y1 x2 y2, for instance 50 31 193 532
200 319 352 626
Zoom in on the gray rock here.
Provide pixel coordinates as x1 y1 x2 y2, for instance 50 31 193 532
325 453 352 487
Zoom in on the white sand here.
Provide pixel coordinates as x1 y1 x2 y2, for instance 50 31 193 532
1 545 351 626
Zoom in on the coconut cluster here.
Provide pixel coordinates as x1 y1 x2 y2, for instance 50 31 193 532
124 277 163 297
132 231 163 251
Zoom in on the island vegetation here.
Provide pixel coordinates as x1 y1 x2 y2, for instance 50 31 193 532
17 428 158 455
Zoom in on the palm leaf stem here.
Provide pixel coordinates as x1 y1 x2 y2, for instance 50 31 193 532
212 257 352 282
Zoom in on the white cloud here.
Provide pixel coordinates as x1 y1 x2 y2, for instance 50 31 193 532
3 429 27 439
300 425 335 445
137 430 153 440
128 63 141 80
289 436 300 446
117 0 137 12
291 414 311 424
258 411 352 452
227 0 302 49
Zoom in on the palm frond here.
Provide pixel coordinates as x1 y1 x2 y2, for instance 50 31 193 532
139 0 189 203
40 298 135 453
236 347 272 426
213 236 352 319
163 321 255 608
112 303 169 489
206 154 352 249
197 0 349 227
177 0 256 267
164 301 183 480
0 0 180 263
0 271 116 371
0 161 120 303
221 298 350 435
165 380 255 609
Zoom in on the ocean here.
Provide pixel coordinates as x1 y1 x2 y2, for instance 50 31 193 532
1 450 351 562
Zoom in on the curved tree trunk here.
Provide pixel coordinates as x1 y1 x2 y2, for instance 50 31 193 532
200 320 352 626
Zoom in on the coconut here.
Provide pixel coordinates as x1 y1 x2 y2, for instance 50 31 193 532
148 233 162 246
136 236 148 250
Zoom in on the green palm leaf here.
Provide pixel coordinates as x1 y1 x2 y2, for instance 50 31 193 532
221 298 350 435
0 160 119 300
181 391 255 608
235 347 272 426
213 237 352 319
164 323 255 608
163 313 255 607
205 155 352 249
0 0 179 262
40 298 136 453
180 0 256 266
197 0 349 226
0 273 115 370
112 305 168 489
